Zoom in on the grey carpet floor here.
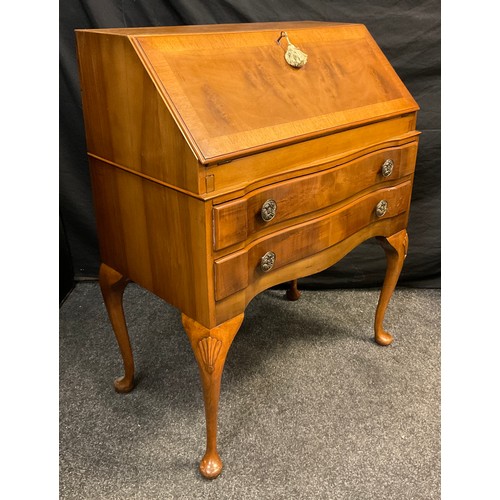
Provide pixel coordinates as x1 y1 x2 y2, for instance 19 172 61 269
60 283 440 500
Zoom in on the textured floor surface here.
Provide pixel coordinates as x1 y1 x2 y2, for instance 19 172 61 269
60 283 440 499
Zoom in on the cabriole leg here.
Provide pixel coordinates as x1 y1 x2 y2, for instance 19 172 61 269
99 263 134 393
182 313 245 479
285 279 301 301
374 230 409 346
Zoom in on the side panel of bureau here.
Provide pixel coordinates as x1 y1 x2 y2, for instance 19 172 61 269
89 157 214 327
76 31 202 194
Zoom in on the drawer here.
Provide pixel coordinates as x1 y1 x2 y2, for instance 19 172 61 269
214 181 412 301
213 142 417 250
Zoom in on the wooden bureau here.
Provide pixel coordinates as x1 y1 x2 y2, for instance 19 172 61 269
76 21 419 479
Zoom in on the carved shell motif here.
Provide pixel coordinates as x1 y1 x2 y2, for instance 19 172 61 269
198 336 222 373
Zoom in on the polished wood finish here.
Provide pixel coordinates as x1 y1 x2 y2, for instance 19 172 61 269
76 30 202 193
214 214 409 325
374 230 409 346
132 24 417 164
80 21 343 36
182 313 245 479
99 263 134 393
89 157 214 327
203 120 418 199
214 182 412 301
77 21 419 478
213 142 417 251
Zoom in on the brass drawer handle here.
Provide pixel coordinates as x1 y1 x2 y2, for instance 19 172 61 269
276 31 308 68
261 199 277 222
381 159 394 177
375 200 388 217
260 251 276 272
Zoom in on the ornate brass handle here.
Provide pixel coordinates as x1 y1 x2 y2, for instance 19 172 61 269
375 200 388 217
260 251 276 272
261 199 277 222
381 159 394 177
276 31 308 68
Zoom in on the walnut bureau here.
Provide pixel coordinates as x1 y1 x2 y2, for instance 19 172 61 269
76 21 419 479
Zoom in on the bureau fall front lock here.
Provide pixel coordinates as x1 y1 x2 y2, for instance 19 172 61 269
76 21 419 479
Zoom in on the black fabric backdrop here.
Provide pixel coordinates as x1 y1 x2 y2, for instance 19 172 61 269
60 0 440 288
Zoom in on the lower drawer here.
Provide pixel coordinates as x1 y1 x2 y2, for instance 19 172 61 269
214 181 412 301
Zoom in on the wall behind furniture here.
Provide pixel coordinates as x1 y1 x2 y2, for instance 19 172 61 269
60 0 440 288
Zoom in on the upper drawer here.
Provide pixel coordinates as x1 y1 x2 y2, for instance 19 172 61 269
213 141 417 251
214 180 413 301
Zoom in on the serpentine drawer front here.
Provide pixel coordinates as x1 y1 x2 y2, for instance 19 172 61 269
214 181 412 301
76 21 419 479
213 142 418 251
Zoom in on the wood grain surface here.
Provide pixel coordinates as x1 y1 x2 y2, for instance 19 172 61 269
132 23 418 163
89 157 215 327
77 21 419 478
214 181 412 301
76 31 202 193
213 214 410 325
182 313 245 479
213 142 417 250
